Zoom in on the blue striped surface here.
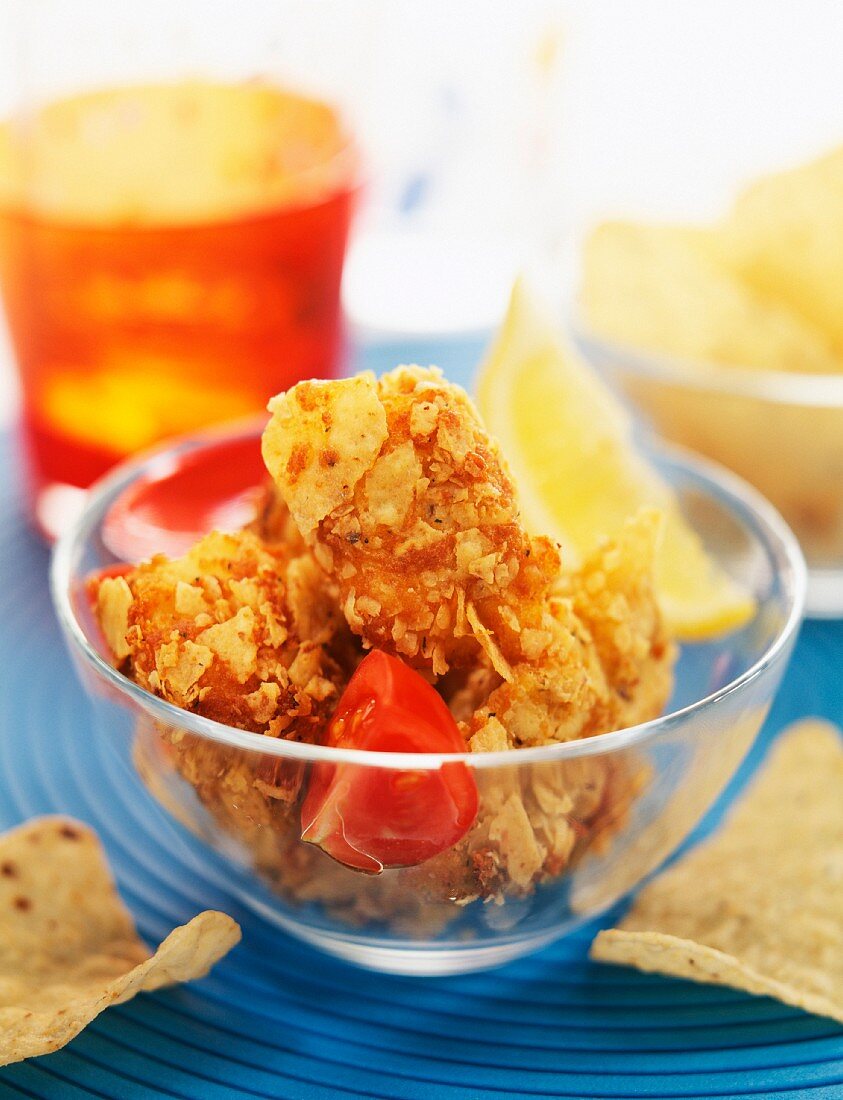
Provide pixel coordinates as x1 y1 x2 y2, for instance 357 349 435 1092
1 409 842 1098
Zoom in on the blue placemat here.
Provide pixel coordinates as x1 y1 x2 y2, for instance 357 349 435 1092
1 418 842 1100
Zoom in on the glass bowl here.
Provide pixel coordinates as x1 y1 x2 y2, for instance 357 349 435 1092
572 323 843 618
51 423 805 975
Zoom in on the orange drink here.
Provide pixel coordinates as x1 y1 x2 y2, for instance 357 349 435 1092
0 80 357 530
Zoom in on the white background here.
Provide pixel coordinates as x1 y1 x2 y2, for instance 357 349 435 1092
2 0 843 421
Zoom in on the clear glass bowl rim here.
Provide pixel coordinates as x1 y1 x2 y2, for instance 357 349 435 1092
51 418 806 772
569 312 843 408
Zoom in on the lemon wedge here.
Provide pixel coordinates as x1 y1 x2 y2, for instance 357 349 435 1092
475 280 756 640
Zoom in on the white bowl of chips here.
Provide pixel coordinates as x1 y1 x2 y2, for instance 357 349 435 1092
575 146 843 618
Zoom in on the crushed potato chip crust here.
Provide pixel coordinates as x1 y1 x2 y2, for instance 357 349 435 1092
91 366 675 922
93 528 352 738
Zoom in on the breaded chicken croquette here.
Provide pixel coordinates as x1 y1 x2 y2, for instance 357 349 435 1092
264 367 674 746
91 364 677 922
92 529 349 738
263 366 565 677
467 512 674 749
560 509 675 731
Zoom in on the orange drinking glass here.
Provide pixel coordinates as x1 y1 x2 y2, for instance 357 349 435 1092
0 76 359 536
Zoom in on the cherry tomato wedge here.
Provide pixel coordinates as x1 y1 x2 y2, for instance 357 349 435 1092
300 651 479 873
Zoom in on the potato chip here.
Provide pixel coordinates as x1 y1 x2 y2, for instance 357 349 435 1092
591 720 843 1024
581 220 841 374
724 146 843 355
0 816 241 1065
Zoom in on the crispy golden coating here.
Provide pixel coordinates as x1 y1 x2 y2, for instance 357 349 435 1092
561 510 675 731
264 367 674 749
92 529 349 739
263 366 563 677
93 366 675 926
466 511 674 749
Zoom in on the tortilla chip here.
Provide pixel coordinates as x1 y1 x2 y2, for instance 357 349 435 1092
591 720 843 1024
580 221 841 374
0 816 241 1065
723 145 843 356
